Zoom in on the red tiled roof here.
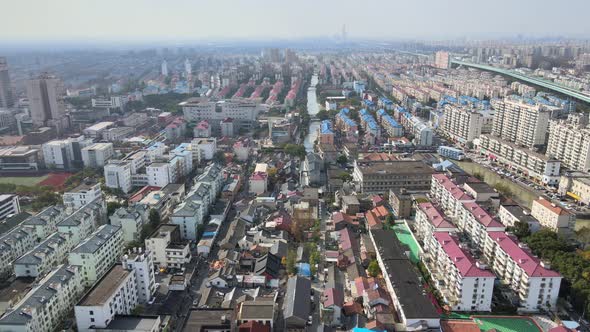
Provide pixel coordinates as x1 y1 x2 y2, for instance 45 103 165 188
365 211 382 229
323 287 344 307
433 232 495 278
534 197 573 216
418 202 456 229
462 202 504 228
487 231 561 278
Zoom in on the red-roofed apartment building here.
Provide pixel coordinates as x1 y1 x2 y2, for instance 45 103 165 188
459 202 505 250
430 173 475 218
531 196 575 235
484 231 562 312
414 202 457 242
423 232 495 311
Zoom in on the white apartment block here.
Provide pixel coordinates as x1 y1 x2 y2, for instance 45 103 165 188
194 163 224 202
181 98 264 132
23 205 67 240
0 225 37 277
0 265 82 332
82 122 114 139
104 160 133 193
13 232 73 278
121 248 156 304
0 194 20 220
497 204 541 232
68 224 123 287
170 200 204 241
62 180 102 212
145 224 192 269
56 198 105 245
423 232 495 311
458 202 505 250
81 143 114 168
440 105 484 143
484 232 561 312
191 138 217 163
172 143 194 176
546 114 590 172
531 197 575 234
42 137 92 169
146 162 174 187
491 98 551 147
430 174 475 218
109 204 149 244
478 134 561 185
74 264 138 331
414 202 457 242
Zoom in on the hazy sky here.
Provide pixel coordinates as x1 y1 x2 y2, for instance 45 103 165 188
1 0 589 42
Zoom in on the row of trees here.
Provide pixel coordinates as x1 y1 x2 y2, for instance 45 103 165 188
515 228 590 317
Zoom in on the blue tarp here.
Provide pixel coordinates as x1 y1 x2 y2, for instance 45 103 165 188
297 263 311 277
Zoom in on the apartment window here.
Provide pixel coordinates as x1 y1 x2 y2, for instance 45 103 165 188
90 318 95 323
89 310 94 315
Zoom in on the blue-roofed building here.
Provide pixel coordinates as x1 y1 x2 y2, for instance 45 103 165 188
438 146 465 161
319 120 335 145
335 109 359 143
359 109 381 145
376 109 403 137
353 81 366 95
364 99 376 110
378 97 394 110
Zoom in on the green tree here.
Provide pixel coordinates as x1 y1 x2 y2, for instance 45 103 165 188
149 209 161 228
283 144 306 158
339 172 352 182
285 250 298 275
336 155 348 164
107 202 122 216
368 259 381 277
385 213 395 227
507 221 531 239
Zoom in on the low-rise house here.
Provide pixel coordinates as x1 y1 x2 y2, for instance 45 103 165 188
531 196 575 235
283 276 311 328
321 287 344 327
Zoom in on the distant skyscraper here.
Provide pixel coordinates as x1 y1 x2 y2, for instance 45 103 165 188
161 60 168 76
0 57 14 108
342 24 347 42
184 58 192 76
434 51 450 69
26 73 68 133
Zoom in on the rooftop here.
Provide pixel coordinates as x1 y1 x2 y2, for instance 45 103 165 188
418 202 456 229
534 197 573 216
356 160 433 175
78 265 130 306
433 232 495 278
487 231 561 278
71 224 121 254
371 229 439 320
104 315 160 331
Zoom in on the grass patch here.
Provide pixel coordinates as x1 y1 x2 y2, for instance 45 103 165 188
0 176 48 186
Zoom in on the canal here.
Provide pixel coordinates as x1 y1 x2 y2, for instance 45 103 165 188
456 161 590 230
304 74 320 153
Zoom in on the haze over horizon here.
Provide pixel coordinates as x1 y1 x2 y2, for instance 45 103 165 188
1 0 590 44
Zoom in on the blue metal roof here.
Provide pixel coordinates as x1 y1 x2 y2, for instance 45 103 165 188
320 120 334 134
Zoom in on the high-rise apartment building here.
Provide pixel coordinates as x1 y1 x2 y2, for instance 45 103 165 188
161 60 168 76
546 113 590 172
440 105 484 143
0 57 14 108
434 51 450 69
26 74 69 133
491 98 551 148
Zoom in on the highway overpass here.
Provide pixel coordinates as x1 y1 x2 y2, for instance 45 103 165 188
451 60 590 104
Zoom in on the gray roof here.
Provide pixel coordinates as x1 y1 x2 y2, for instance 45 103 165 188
104 315 160 331
14 233 68 266
0 226 35 252
0 212 32 235
0 265 79 326
283 276 311 324
70 224 121 254
371 229 439 320
172 201 202 217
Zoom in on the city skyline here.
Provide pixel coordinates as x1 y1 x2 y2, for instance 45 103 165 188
1 0 590 43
